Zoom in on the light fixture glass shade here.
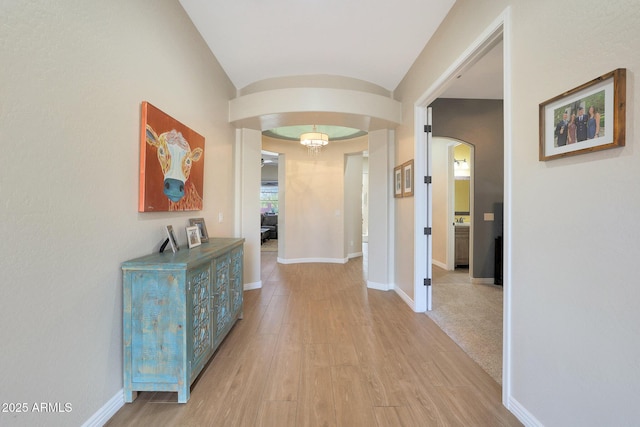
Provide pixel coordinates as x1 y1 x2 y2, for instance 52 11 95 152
300 128 329 155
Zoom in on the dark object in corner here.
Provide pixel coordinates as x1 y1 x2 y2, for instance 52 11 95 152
261 214 278 239
159 238 169 253
495 236 503 286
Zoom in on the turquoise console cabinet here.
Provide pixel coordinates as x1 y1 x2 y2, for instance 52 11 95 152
122 238 244 403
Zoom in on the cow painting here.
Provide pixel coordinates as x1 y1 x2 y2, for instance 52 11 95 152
139 102 205 212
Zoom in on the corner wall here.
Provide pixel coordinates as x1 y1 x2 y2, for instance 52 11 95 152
0 1 237 425
344 154 364 258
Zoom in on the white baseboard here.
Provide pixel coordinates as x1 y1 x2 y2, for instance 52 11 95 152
277 257 348 264
81 389 124 427
507 395 543 427
348 251 363 259
244 280 262 290
432 259 447 270
367 281 392 291
393 286 416 311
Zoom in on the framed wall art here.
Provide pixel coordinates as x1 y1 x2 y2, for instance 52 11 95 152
394 165 403 198
139 101 205 212
189 218 209 242
539 68 626 161
402 159 414 197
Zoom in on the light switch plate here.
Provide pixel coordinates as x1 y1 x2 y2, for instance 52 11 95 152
484 213 495 221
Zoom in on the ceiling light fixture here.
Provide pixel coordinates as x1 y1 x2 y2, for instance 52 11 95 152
300 125 329 155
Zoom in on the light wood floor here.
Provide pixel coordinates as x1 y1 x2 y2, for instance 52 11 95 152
106 252 521 427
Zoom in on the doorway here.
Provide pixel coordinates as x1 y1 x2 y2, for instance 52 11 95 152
259 134 370 271
260 150 280 254
431 137 475 272
453 142 473 270
413 12 511 399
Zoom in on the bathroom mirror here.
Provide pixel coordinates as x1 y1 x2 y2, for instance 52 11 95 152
454 177 470 215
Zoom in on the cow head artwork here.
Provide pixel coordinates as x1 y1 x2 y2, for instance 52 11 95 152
146 125 203 204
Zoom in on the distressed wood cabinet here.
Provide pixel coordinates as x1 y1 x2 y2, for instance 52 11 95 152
122 238 244 403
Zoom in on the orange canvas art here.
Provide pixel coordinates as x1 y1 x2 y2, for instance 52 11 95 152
139 102 205 212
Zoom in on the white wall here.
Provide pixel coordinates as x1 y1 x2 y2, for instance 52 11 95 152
0 1 237 426
395 0 640 425
237 129 262 289
344 154 364 258
432 138 453 268
367 129 393 291
262 135 367 263
393 153 415 300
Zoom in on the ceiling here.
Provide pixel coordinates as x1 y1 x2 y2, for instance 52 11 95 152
439 40 503 99
264 124 366 141
178 0 503 151
179 0 457 91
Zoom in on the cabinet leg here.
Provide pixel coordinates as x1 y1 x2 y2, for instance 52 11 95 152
124 389 137 403
178 387 190 403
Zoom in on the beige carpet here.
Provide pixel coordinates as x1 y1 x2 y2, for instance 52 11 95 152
426 266 503 384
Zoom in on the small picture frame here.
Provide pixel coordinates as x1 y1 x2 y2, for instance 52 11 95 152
186 225 201 249
189 217 209 242
165 225 179 253
539 68 626 161
402 159 414 197
394 165 403 198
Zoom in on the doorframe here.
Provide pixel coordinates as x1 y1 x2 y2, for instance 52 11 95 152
413 7 512 405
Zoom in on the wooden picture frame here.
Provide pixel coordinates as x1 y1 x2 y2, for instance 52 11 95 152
402 159 414 197
394 165 403 198
186 225 201 249
188 217 209 242
539 68 626 161
165 225 179 253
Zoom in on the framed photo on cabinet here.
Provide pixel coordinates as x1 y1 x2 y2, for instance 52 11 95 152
186 226 201 249
189 217 209 242
165 225 180 253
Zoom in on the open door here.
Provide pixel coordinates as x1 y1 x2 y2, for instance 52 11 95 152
425 106 433 311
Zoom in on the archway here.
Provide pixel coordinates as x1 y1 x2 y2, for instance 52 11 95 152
230 80 401 292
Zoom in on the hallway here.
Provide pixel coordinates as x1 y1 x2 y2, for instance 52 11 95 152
107 253 519 426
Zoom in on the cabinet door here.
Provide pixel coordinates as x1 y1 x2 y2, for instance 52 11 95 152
230 246 243 317
129 270 185 386
455 228 470 266
213 253 231 346
188 262 213 380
